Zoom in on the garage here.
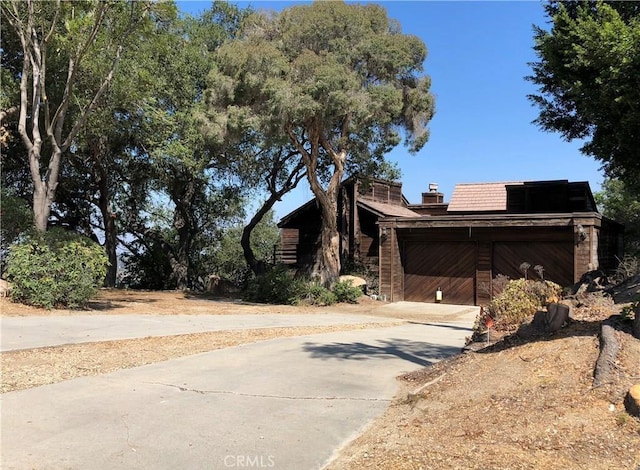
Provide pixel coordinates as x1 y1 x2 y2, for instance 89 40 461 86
403 242 477 305
492 241 574 288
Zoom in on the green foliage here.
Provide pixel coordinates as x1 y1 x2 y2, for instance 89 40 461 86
205 1 435 283
243 265 367 306
486 279 562 330
202 212 280 286
595 178 640 257
243 265 303 305
295 281 337 307
0 189 32 247
120 239 174 290
332 279 363 304
6 229 108 309
529 1 640 192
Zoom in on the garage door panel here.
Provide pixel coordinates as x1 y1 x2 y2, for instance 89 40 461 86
404 243 476 305
493 242 573 287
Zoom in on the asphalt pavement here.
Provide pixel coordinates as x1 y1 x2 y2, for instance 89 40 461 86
0 303 478 470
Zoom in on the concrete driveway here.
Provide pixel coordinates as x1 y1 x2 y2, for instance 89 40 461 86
0 313 400 352
1 305 477 470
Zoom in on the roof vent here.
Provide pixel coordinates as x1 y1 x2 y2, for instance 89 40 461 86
428 183 438 193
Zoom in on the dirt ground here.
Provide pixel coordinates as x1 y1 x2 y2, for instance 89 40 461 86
2 289 640 469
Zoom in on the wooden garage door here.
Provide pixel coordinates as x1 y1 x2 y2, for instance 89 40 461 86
493 242 573 287
404 242 476 305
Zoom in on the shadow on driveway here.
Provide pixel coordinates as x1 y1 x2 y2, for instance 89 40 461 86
302 338 461 367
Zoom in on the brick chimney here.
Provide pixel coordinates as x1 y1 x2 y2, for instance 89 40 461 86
422 183 444 204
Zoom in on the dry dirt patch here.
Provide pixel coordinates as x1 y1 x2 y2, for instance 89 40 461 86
327 312 640 470
0 288 381 316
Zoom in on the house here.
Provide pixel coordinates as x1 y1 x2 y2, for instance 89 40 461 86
278 178 624 305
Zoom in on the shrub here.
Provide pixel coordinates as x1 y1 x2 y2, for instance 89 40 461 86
6 229 109 309
332 279 362 304
486 278 562 330
243 265 305 304
244 266 368 306
296 281 337 306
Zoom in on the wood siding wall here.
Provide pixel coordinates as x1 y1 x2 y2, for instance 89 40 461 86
280 228 299 265
359 180 404 206
379 222 402 301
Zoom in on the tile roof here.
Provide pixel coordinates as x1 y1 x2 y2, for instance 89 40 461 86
357 199 421 218
447 182 523 212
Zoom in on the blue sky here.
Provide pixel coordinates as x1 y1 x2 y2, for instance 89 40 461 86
179 1 605 219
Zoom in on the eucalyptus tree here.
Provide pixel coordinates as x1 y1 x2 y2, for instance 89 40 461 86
204 1 435 285
1 0 166 232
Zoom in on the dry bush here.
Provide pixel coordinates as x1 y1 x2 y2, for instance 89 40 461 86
486 279 562 331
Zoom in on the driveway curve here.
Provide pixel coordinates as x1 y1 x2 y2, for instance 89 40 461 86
1 306 476 470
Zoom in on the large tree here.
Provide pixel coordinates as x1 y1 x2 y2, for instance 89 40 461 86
528 1 640 192
114 2 249 290
595 178 640 257
205 1 435 285
0 0 162 231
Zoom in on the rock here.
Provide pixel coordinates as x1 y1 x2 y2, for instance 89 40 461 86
518 303 570 339
206 274 239 296
545 302 570 331
338 275 367 292
0 279 9 297
624 384 640 417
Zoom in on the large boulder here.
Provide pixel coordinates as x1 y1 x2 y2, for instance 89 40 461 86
338 275 367 292
519 302 571 338
206 274 239 296
545 302 571 331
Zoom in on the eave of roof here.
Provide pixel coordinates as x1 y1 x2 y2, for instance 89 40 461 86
379 212 605 229
277 199 318 228
357 199 421 218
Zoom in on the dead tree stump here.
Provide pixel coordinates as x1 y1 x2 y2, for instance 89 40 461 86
593 319 620 388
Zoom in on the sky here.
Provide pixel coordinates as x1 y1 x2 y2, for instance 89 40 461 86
178 1 605 220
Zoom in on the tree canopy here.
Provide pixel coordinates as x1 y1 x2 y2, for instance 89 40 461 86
204 1 435 284
595 178 640 257
1 0 170 231
528 1 640 192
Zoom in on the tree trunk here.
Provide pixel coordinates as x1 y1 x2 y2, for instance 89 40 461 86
94 155 118 287
308 157 343 287
242 217 262 276
287 127 345 287
314 213 341 287
593 319 620 387
102 208 118 287
32 185 50 232
171 178 196 290
242 194 280 276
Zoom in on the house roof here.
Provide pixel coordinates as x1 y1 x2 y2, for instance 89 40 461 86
447 181 524 212
357 199 421 218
